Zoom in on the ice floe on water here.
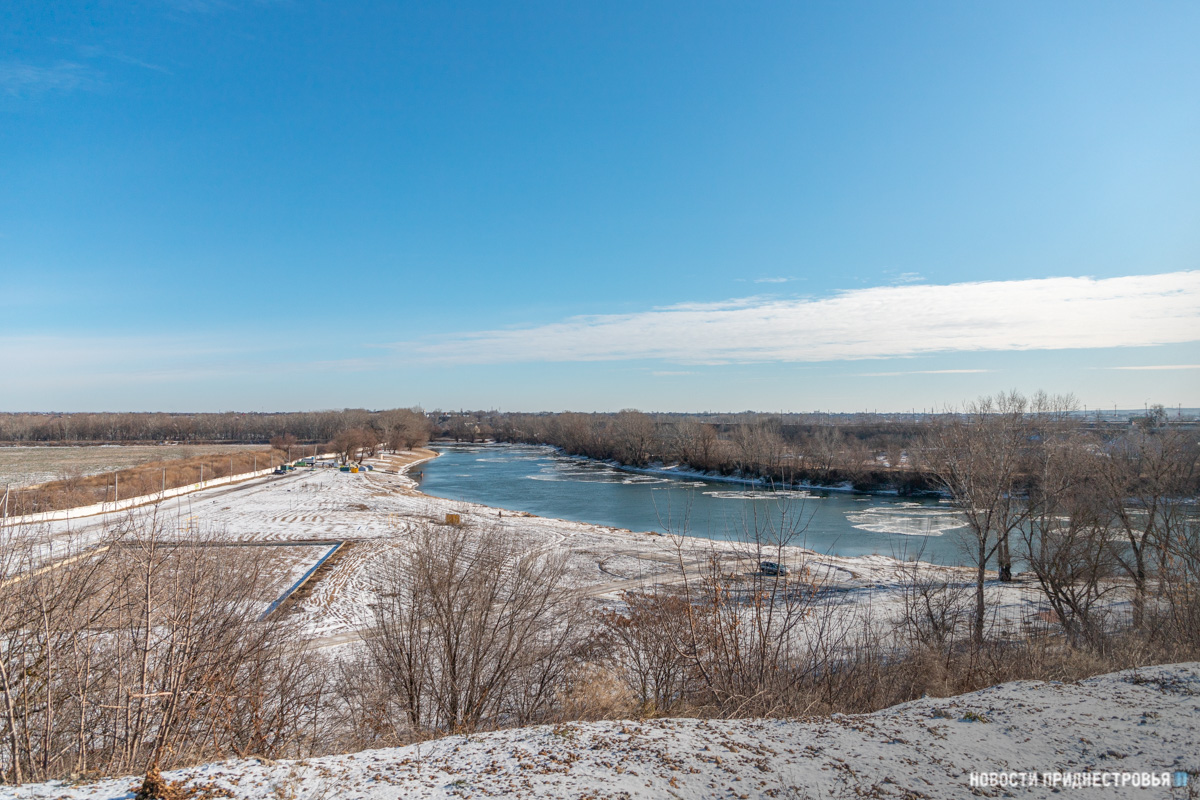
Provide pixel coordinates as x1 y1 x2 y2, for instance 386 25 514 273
845 505 967 536
702 489 820 500
528 471 625 483
526 464 668 484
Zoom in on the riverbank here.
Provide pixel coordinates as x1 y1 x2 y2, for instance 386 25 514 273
565 450 915 495
7 445 1034 648
371 446 439 477
443 438 943 497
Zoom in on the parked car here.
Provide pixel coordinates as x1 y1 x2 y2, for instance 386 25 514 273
759 561 789 577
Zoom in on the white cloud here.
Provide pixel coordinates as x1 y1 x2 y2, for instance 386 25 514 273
753 277 792 284
1104 364 1200 371
407 271 1200 365
77 46 171 75
0 62 97 97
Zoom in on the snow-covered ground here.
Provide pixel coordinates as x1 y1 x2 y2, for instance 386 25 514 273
14 662 1198 799
4 449 1187 799
7 449 1052 647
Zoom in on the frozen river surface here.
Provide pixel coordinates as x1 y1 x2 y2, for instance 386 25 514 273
417 443 974 565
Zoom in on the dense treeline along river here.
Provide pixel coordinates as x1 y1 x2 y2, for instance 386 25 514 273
417 443 973 565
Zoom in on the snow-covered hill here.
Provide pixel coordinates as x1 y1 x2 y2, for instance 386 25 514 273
14 662 1198 800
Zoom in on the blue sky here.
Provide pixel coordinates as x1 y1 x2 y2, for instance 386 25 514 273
1 1 1198 412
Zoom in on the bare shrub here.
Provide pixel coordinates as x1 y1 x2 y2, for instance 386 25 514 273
364 521 584 736
553 663 632 722
896 562 972 652
0 510 319 784
599 589 695 715
324 651 405 752
650 497 839 718
1154 510 1200 652
0 523 115 783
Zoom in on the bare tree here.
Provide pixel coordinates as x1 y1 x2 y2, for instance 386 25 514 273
381 409 432 451
1096 427 1198 628
1158 506 1200 651
611 410 657 467
1022 433 1121 647
269 433 298 461
806 425 843 477
331 428 365 464
357 427 381 460
365 521 582 735
926 392 1034 643
365 542 435 733
663 499 830 717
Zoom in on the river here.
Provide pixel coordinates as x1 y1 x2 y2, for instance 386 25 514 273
416 443 974 565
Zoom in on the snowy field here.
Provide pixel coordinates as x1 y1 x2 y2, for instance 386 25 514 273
10 449 1054 647
0 444 270 489
13 662 1198 799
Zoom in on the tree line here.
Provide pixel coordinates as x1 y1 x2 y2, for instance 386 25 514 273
436 403 1195 493
924 391 1197 644
0 408 433 447
440 409 939 491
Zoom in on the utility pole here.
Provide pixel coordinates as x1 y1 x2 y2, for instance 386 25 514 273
115 473 119 503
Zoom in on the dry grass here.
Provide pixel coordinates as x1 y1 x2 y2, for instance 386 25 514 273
3 448 286 516
0 444 274 489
